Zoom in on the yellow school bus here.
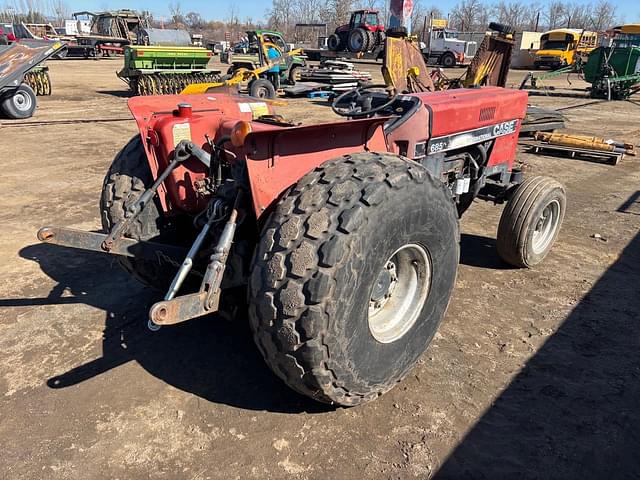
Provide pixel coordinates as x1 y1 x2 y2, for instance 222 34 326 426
534 29 598 69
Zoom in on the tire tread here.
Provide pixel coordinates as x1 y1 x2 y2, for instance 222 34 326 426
249 152 455 405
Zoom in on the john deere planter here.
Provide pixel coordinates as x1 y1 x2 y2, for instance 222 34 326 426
24 66 52 96
117 45 222 95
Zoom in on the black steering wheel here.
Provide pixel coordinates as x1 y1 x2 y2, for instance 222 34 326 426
331 84 399 118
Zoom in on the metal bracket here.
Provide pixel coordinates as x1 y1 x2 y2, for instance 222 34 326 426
146 190 243 328
149 289 221 326
37 226 186 261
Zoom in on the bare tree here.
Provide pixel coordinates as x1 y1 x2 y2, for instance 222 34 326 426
544 1 565 29
565 2 589 28
267 0 294 35
49 0 69 24
449 0 487 31
185 11 205 29
494 1 530 30
522 2 543 31
589 0 616 31
169 1 185 27
411 2 443 38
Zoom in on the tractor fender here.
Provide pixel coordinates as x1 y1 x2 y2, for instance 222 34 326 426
243 117 389 219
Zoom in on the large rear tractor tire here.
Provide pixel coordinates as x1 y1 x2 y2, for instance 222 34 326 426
364 30 375 52
100 136 185 290
377 30 387 48
249 153 459 406
497 176 566 268
348 28 369 53
1 84 37 119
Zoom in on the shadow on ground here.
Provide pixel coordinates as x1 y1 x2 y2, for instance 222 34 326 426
459 233 512 270
10 243 328 414
6 232 516 413
96 90 133 98
435 230 640 479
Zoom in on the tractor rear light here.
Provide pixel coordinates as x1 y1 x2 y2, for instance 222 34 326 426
137 50 145 56
231 121 252 147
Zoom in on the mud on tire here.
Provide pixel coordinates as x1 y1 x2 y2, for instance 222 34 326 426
100 136 184 290
249 153 460 406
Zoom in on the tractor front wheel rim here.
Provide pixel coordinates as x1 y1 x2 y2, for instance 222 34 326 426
368 243 432 344
532 199 560 254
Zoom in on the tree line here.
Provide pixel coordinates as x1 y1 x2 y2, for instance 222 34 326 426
267 0 620 40
1 0 621 43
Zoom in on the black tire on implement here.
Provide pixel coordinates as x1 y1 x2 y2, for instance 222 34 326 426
497 176 566 268
249 78 276 99
288 65 302 84
100 136 183 290
249 153 460 406
1 84 37 119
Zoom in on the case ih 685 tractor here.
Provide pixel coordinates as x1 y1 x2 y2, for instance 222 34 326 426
38 85 566 406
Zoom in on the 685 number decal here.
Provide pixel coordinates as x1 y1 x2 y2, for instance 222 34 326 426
427 119 519 155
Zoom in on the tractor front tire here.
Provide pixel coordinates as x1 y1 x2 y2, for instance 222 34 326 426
100 136 183 290
1 84 37 119
497 176 566 268
249 78 276 99
249 153 459 406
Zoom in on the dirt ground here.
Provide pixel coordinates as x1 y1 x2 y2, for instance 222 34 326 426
1 58 639 479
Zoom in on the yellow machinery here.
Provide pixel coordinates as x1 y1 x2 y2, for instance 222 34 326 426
383 23 515 94
182 38 303 98
382 36 435 92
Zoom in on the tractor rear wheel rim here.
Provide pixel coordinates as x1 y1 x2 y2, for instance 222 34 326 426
13 91 32 111
532 199 560 254
368 243 432 344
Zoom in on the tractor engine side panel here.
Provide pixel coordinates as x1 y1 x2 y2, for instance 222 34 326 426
417 87 528 138
415 87 528 170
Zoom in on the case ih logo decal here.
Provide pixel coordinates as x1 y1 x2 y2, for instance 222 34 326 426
427 119 518 155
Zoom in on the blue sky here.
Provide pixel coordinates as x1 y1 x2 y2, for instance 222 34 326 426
66 0 640 24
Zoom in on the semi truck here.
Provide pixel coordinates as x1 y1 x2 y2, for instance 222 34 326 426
422 18 477 67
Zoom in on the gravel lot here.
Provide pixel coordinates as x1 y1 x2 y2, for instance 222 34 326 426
1 57 639 479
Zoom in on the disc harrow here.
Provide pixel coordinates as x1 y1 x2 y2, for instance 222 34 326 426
24 67 52 96
131 72 222 96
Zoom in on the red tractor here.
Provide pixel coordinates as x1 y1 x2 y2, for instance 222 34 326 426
328 9 386 53
38 85 566 406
